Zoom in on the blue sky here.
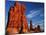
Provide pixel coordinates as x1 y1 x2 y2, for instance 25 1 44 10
5 1 44 30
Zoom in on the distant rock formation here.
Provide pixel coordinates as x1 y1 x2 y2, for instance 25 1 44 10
30 20 41 33
30 20 32 31
6 2 28 34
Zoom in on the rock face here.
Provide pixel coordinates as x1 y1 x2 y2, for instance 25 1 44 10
6 2 28 34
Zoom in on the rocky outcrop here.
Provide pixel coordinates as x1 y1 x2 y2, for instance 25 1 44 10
6 2 28 34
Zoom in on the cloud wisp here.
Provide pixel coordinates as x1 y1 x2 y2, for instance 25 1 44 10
26 8 43 19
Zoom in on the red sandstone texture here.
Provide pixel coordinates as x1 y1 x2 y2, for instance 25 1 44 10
6 2 28 33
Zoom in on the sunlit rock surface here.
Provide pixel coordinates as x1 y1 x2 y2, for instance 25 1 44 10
6 2 28 34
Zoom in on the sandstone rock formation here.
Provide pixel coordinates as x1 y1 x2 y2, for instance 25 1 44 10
6 2 28 34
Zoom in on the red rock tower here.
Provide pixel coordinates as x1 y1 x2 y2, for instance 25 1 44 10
6 2 28 34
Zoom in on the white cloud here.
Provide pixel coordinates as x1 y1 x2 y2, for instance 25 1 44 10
26 9 40 19
26 14 32 19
